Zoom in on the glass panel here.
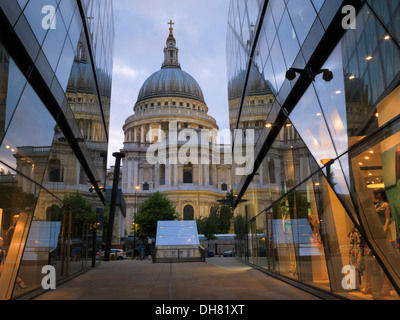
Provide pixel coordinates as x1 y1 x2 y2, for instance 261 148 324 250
278 10 300 69
0 167 39 297
287 0 317 45
0 44 27 143
22 0 58 45
272 193 298 279
321 176 398 299
0 83 55 185
42 7 68 71
289 85 338 168
294 178 330 291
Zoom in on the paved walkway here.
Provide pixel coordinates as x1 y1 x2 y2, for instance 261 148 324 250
34 258 320 300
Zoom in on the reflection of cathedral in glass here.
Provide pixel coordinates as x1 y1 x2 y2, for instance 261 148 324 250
0 0 114 299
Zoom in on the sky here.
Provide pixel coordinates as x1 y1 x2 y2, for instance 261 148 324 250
107 0 231 168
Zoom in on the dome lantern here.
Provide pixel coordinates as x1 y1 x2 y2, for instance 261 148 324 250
162 20 181 70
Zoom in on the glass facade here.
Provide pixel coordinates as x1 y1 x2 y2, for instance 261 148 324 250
0 0 114 299
228 0 400 299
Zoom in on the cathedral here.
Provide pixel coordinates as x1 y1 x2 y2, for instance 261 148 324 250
117 22 233 234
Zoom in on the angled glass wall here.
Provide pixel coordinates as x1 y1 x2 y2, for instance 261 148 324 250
228 0 400 300
0 0 114 299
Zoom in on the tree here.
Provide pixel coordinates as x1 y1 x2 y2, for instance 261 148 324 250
135 192 179 239
63 193 97 225
234 215 247 241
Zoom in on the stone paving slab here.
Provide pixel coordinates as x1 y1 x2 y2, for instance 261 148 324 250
34 258 320 300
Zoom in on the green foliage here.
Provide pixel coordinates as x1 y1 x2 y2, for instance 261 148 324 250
135 192 179 239
196 204 233 240
0 185 37 215
63 193 98 225
234 214 247 240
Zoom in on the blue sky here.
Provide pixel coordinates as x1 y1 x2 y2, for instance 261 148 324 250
107 0 231 167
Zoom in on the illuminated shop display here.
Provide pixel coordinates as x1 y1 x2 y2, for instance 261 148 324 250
228 0 400 300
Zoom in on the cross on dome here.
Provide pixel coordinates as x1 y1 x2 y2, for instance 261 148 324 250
168 20 174 35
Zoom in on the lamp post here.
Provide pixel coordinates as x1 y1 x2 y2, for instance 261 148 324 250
132 185 140 260
104 152 125 262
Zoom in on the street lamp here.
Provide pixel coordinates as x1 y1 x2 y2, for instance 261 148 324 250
132 185 140 260
104 152 125 262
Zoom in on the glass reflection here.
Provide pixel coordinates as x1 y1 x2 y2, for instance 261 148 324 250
0 83 55 181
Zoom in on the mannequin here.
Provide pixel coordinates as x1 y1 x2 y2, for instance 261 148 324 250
361 189 392 296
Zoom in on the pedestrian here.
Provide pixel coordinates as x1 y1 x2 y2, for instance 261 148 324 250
141 245 146 260
137 245 142 260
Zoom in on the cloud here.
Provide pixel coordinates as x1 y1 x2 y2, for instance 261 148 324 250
113 62 138 79
107 0 231 167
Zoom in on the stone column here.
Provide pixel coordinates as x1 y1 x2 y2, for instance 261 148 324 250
204 164 209 186
198 163 202 186
126 157 132 190
141 125 145 143
166 162 171 186
133 158 139 189
134 127 137 143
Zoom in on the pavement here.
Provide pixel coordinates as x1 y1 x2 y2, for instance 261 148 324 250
33 257 320 300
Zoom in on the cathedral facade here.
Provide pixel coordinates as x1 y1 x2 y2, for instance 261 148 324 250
119 24 232 234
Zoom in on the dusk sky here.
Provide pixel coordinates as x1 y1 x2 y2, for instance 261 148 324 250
108 0 231 167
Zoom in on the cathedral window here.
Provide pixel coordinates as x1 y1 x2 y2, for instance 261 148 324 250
183 163 193 184
143 182 149 191
221 183 228 191
159 164 166 185
183 205 194 221
49 159 62 182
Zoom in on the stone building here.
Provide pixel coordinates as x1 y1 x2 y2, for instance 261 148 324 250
117 23 232 235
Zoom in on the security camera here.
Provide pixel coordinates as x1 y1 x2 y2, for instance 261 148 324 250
322 69 333 82
285 69 297 81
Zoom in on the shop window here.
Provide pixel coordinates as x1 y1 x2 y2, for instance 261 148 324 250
347 87 400 294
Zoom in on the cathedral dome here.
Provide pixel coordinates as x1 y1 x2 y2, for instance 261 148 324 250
136 68 205 104
135 21 205 105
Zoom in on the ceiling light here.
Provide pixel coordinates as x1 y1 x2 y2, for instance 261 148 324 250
349 75 356 80
369 150 374 154
359 162 363 166
265 123 273 128
375 113 379 118
335 90 342 94
384 35 391 40
365 156 370 160
366 56 373 61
